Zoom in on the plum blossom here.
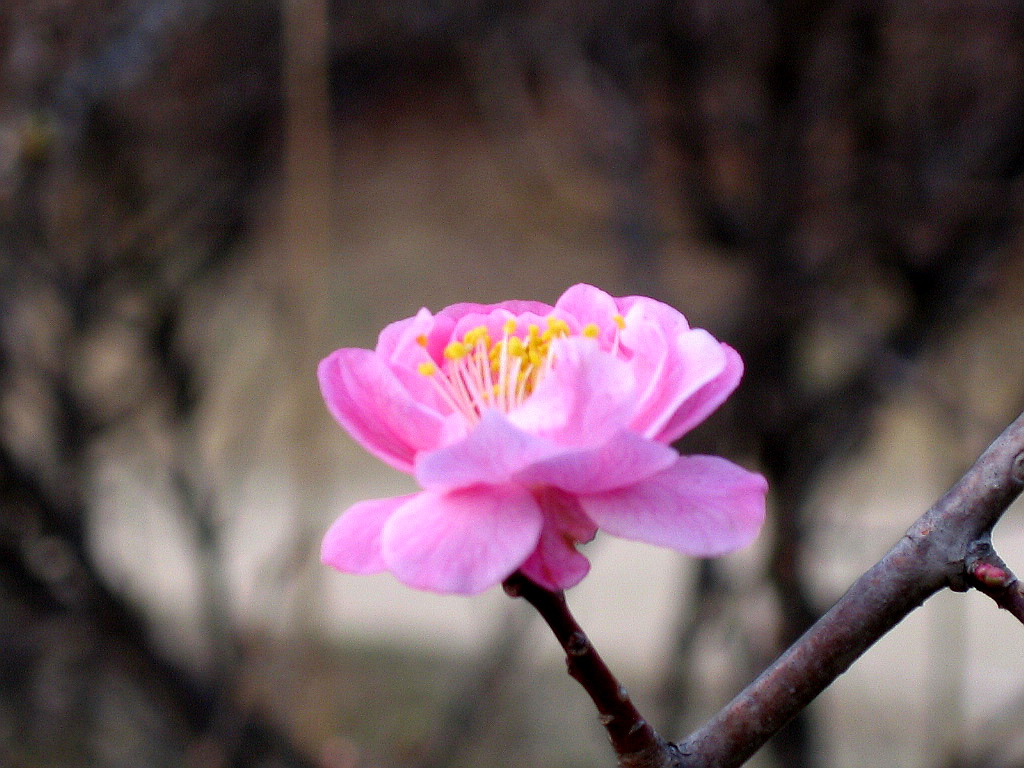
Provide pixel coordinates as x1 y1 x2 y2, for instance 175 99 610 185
319 283 767 595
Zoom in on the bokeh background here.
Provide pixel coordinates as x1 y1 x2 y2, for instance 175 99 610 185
3 2 1024 767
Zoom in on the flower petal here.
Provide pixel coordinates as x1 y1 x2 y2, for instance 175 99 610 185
616 294 690 333
377 307 434 362
516 429 678 493
579 455 767 556
654 344 743 444
318 348 449 472
381 484 544 595
519 525 592 591
518 488 595 591
415 410 564 491
509 337 636 447
321 494 416 574
625 325 729 441
438 299 555 323
555 283 619 327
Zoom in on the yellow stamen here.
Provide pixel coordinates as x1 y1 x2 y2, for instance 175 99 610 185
463 326 490 347
546 316 570 336
414 311 623 425
444 342 468 360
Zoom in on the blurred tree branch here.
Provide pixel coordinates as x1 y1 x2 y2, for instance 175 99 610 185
0 1 312 765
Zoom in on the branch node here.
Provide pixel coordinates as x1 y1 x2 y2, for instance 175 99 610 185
566 630 590 656
1013 451 1024 486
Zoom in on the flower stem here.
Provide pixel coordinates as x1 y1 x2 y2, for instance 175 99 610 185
503 572 675 768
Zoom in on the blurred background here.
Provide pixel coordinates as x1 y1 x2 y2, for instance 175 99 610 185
3 1 1024 767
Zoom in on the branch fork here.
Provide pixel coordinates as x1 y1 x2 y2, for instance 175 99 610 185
507 412 1024 768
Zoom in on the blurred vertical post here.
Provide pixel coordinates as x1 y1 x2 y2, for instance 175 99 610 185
282 0 333 613
283 0 332 267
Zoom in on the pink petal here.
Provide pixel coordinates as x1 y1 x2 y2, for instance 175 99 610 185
625 325 729 441
509 337 636 447
655 344 743 444
376 307 434 362
372 309 455 412
579 455 767 557
415 410 564 491
515 429 678 493
381 484 544 595
554 283 619 327
617 294 691 332
388 311 458 368
321 495 415 574
318 349 449 472
518 489 596 591
438 299 555 323
519 525 592 591
538 486 598 540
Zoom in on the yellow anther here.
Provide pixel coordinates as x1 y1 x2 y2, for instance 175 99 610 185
463 326 490 347
583 323 600 338
546 317 570 336
613 314 626 330
444 342 468 360
420 312 577 422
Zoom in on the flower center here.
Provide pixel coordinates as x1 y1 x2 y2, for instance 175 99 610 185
415 315 621 424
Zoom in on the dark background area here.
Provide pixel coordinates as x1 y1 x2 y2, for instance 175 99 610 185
2 1 1024 767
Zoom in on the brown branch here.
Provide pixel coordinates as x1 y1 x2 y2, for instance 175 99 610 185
512 410 1024 768
673 409 1024 767
502 572 678 768
967 554 1024 625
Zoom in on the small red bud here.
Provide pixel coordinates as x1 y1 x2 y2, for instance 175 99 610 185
972 562 1009 588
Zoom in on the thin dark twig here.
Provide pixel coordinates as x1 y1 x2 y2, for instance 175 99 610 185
502 572 678 768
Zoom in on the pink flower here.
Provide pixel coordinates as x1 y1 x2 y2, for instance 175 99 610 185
319 283 767 595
